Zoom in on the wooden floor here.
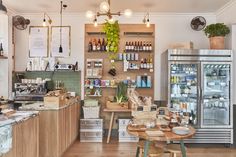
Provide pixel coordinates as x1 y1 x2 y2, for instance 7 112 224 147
63 139 236 157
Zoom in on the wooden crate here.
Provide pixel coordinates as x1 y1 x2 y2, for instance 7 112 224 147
44 94 67 108
106 101 129 110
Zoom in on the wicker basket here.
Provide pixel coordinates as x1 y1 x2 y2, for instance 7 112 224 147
83 106 100 119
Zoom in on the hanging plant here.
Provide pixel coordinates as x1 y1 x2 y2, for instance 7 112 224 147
103 20 120 60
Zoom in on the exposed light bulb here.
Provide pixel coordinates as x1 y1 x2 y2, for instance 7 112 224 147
94 18 98 27
124 9 132 18
108 18 114 24
100 1 109 13
86 10 94 19
43 19 46 27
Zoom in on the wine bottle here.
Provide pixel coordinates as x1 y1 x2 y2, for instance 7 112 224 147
92 38 97 51
125 42 129 52
88 39 92 52
149 57 153 69
149 42 152 52
139 41 143 51
128 41 131 51
143 58 147 69
137 41 140 52
143 42 146 51
131 42 134 51
140 58 144 69
101 38 105 51
134 41 137 51
147 58 150 69
97 38 101 51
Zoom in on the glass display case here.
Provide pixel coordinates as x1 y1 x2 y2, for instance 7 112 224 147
170 63 199 125
202 63 231 127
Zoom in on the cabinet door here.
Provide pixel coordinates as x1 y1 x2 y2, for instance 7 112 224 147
201 63 232 128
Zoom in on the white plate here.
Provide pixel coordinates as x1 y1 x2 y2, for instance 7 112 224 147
172 126 190 135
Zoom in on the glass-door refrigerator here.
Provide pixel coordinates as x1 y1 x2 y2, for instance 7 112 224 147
166 49 233 144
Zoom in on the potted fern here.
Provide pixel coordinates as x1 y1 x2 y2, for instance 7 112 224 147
106 82 129 109
204 23 230 49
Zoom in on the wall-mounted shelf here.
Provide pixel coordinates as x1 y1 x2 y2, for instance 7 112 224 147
87 32 106 35
0 56 8 59
124 32 153 36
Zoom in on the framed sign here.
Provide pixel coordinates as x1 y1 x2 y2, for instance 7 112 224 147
29 26 49 57
51 26 71 57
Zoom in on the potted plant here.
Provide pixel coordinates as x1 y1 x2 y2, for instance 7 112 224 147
106 82 129 109
103 20 120 60
204 23 230 49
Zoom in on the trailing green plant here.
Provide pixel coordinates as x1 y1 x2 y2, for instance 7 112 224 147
204 23 230 38
115 82 128 103
103 20 120 60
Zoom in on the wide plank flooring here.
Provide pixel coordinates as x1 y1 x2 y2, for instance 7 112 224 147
63 140 236 157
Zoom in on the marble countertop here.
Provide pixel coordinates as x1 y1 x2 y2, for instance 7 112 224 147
0 110 39 128
18 97 79 111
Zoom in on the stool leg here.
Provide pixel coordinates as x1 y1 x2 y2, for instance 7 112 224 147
180 140 187 157
143 140 150 157
136 146 140 157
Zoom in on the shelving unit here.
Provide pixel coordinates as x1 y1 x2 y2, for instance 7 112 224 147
84 24 155 130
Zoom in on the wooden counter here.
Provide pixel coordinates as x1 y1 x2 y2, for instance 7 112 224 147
2 115 39 157
38 100 80 157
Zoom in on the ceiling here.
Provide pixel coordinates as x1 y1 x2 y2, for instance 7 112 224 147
4 0 231 13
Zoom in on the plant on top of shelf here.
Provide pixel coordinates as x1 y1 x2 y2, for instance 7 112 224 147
106 81 129 109
115 81 128 103
203 23 230 49
103 20 120 60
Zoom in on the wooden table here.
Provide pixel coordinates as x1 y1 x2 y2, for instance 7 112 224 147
103 108 132 143
127 124 195 157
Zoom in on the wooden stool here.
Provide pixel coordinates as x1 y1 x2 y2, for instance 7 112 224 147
165 144 186 157
136 141 164 157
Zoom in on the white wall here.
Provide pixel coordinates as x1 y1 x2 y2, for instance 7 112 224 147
216 1 236 104
0 14 9 98
14 12 216 100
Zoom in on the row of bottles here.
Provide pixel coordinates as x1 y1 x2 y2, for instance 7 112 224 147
0 43 4 56
88 38 107 52
171 64 197 74
87 61 103 68
125 41 152 52
136 75 152 88
140 57 153 69
118 53 139 61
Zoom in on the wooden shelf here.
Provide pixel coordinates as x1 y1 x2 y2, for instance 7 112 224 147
0 55 8 59
86 95 102 97
87 32 106 35
85 85 117 88
124 32 153 36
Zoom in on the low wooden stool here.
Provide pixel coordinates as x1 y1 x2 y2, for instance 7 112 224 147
165 144 186 157
136 141 164 157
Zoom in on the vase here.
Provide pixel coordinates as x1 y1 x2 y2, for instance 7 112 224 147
209 36 225 49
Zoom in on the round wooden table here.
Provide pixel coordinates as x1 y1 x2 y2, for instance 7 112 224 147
127 124 196 157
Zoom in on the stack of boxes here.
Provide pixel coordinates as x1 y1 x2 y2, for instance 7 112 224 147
80 99 103 142
118 118 139 142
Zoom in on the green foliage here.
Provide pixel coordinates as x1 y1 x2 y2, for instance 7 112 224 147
115 82 128 103
204 23 230 38
103 20 120 60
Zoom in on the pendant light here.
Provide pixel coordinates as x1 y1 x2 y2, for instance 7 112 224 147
0 0 7 14
59 1 67 53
